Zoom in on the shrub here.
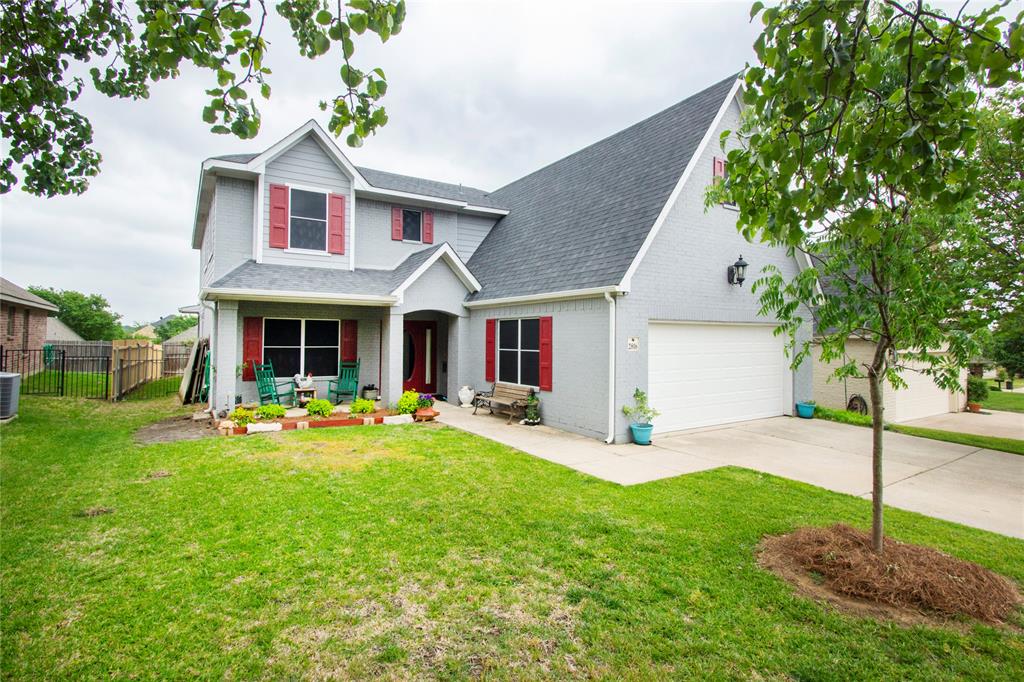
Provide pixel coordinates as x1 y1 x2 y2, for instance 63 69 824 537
255 404 286 420
966 376 989 403
305 398 334 417
622 388 659 424
397 390 420 414
228 407 254 426
349 398 376 415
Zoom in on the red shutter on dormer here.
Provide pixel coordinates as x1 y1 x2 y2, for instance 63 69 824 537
539 316 553 391
341 320 358 362
713 157 726 179
485 319 495 382
328 193 345 254
242 317 263 381
269 184 289 248
391 206 403 240
422 210 434 244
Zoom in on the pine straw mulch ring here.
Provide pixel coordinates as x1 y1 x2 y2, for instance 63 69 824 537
758 524 1023 629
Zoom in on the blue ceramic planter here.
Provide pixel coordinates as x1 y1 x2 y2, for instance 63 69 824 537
630 423 654 445
796 402 816 419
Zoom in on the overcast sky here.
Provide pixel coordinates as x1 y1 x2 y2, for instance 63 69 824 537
0 0 1010 323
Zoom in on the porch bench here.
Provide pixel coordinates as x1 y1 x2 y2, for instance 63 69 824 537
473 382 534 424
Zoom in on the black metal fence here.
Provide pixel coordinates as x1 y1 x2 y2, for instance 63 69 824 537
0 346 188 400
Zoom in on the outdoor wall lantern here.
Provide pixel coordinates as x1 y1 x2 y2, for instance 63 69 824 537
727 255 749 286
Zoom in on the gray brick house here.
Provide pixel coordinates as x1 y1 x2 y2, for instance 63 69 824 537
192 74 812 442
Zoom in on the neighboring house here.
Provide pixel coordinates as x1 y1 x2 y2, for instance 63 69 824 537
191 74 813 441
812 341 962 423
1 277 57 350
45 316 84 342
164 324 198 345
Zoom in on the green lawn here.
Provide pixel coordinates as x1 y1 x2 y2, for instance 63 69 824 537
814 406 1024 456
983 389 1024 414
2 398 1023 679
19 370 109 397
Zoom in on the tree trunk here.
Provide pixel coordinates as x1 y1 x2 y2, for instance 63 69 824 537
867 367 885 554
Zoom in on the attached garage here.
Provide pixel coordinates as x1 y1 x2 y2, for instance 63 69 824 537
648 322 792 434
882 360 960 423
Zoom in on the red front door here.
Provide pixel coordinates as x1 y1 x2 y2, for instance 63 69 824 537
403 320 437 393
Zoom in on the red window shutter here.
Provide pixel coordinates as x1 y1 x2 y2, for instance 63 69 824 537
712 157 726 179
422 210 434 244
485 319 495 382
269 184 289 248
328 193 346 254
241 317 263 381
341 320 358 363
391 206 403 241
539 316 553 391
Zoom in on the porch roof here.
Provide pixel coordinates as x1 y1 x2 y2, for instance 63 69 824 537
203 243 478 305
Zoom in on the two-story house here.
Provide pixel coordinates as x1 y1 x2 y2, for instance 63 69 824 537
191 74 813 442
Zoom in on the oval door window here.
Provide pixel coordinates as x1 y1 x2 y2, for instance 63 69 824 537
403 330 415 381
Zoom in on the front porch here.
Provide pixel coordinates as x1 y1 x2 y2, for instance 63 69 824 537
209 300 467 414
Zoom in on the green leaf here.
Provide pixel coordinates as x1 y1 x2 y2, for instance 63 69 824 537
313 33 330 56
315 10 332 25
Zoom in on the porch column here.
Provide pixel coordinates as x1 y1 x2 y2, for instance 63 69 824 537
381 309 404 405
446 315 462 404
213 300 238 415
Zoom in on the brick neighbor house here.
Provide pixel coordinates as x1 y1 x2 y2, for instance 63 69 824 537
1 278 58 351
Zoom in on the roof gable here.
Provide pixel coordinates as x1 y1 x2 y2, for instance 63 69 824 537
0 278 59 312
466 74 739 301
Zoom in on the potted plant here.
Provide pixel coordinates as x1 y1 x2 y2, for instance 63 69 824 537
523 393 541 425
966 376 988 413
414 393 438 421
795 400 816 419
361 384 379 400
622 388 659 446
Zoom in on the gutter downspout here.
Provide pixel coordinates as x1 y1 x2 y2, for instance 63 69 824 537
604 292 616 444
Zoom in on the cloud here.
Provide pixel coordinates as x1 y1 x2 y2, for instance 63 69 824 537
1 0 1001 322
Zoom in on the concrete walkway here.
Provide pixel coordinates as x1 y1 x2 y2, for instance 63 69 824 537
436 404 1024 539
901 409 1023 440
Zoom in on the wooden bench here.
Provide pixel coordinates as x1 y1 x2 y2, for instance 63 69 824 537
473 382 534 424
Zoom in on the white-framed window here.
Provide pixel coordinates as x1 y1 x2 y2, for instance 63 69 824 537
263 318 339 377
498 318 540 387
402 208 422 242
289 187 329 251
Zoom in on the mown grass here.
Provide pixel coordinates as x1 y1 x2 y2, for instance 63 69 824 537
983 390 1024 414
2 397 1023 679
813 405 1024 456
20 370 109 397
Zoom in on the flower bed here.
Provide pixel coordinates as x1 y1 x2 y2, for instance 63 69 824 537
219 408 413 436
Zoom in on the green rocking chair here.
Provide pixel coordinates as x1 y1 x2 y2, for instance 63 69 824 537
252 361 297 406
328 360 360 403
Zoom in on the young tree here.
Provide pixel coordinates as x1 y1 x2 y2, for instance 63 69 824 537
1 0 406 196
155 315 198 343
991 313 1024 378
716 1 1023 552
28 286 125 340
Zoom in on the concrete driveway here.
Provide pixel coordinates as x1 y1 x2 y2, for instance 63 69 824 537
900 409 1023 440
437 405 1024 539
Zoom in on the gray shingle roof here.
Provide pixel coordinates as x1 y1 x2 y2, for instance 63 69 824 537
357 167 507 209
207 154 507 209
208 244 453 297
466 74 738 301
0 277 59 312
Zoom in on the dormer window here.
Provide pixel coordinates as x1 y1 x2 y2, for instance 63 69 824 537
289 188 328 251
402 209 422 242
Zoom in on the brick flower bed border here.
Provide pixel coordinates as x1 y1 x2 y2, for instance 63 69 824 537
223 413 416 436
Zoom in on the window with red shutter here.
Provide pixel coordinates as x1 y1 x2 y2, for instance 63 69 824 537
485 319 495 382
241 317 263 380
327 194 346 254
422 210 434 244
341 320 358 362
391 206 403 240
539 316 552 391
269 185 289 248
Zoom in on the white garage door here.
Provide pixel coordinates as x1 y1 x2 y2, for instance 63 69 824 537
648 322 789 434
885 362 955 423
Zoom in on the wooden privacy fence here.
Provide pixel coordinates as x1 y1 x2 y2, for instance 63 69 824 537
110 340 163 400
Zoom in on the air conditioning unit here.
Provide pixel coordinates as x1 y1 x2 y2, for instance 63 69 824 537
0 372 21 422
